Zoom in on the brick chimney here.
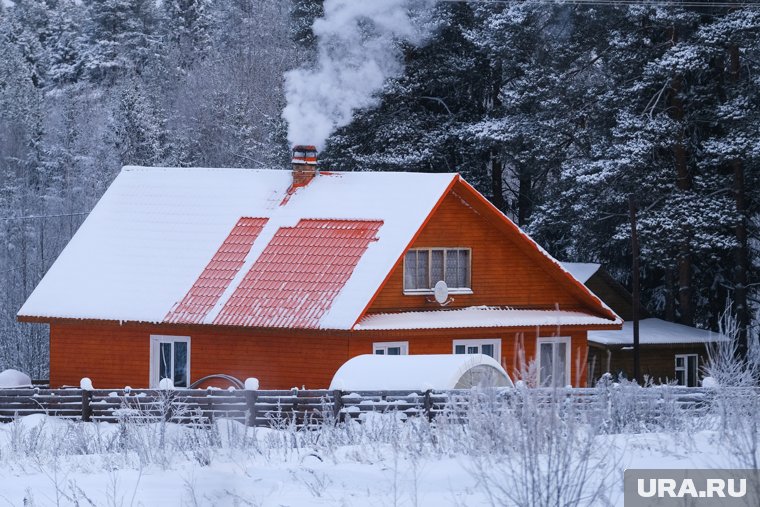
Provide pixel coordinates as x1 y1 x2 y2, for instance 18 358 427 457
291 145 318 189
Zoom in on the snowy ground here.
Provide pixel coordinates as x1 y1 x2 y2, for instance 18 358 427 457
0 425 733 507
0 388 751 507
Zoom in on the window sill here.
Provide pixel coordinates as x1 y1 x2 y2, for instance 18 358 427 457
403 289 473 296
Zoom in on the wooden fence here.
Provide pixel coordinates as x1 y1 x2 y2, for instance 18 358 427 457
0 386 738 427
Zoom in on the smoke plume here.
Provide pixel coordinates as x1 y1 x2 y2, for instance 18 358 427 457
283 0 432 150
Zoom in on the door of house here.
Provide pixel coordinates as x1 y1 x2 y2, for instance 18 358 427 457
537 337 570 387
150 335 190 388
675 354 698 387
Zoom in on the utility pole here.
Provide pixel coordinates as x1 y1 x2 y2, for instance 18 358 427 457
629 196 641 383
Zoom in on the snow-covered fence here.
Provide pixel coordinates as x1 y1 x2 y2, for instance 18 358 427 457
0 388 84 421
0 386 733 427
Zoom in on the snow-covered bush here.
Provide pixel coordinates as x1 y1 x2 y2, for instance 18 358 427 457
704 306 760 387
702 306 760 501
595 375 692 433
455 388 617 507
0 381 752 504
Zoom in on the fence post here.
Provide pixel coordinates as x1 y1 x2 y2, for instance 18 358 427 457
81 390 92 422
423 389 433 422
292 387 300 426
245 390 258 427
332 389 343 423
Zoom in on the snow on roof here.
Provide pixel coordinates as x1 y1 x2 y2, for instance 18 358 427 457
329 354 513 391
588 318 728 346
19 166 456 329
355 305 620 330
165 217 268 325
560 262 601 284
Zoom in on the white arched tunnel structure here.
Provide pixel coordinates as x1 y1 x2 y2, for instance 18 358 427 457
329 354 513 391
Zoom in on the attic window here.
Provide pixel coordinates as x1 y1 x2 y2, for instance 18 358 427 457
403 248 471 293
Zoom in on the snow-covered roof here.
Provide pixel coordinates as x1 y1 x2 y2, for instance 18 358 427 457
356 306 621 330
19 166 456 329
329 354 513 391
560 262 601 284
588 318 728 346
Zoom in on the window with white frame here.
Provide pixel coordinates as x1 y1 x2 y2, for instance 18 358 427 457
373 341 409 355
404 248 471 292
537 337 571 387
453 339 501 362
150 335 190 388
675 354 699 387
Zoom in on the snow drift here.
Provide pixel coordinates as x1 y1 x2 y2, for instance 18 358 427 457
0 369 32 388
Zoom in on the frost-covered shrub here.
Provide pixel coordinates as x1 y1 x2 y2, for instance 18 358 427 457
594 375 691 433
460 387 617 507
703 308 760 477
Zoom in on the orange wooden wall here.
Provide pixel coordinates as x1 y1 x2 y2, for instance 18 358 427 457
368 189 590 314
353 328 589 387
49 320 588 389
50 321 349 389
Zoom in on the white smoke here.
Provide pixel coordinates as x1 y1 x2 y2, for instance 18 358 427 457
283 0 433 150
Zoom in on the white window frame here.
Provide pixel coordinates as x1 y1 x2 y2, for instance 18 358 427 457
675 353 699 387
452 339 501 362
373 341 409 355
403 248 473 294
536 336 571 388
149 335 191 388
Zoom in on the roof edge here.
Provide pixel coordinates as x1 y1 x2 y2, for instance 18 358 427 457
349 173 461 329
452 178 620 323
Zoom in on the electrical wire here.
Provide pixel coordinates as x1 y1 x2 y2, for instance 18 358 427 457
438 0 760 8
0 212 89 222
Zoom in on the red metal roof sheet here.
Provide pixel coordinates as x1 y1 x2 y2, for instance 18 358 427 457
164 217 268 324
213 219 382 328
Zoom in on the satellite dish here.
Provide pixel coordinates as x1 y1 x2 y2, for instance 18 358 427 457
434 280 449 305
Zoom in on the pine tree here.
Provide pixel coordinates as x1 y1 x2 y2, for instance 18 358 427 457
46 0 86 86
110 83 166 166
80 0 160 83
162 0 211 71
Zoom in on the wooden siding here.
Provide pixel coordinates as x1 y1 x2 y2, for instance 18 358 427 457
367 190 594 314
351 328 589 387
49 320 590 389
50 321 349 390
584 270 646 321
587 343 709 384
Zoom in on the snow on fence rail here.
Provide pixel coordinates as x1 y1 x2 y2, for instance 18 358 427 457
0 386 741 427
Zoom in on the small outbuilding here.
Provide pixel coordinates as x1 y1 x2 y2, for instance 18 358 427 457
562 262 728 386
329 354 514 391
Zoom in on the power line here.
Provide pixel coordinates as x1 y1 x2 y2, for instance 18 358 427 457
0 212 89 222
439 0 760 7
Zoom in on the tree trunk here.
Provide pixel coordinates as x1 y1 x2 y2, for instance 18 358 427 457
668 25 694 326
517 170 531 226
630 197 641 383
488 59 506 214
490 151 506 212
664 269 676 321
729 43 750 356
671 77 694 326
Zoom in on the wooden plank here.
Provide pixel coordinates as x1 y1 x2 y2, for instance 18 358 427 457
0 395 83 402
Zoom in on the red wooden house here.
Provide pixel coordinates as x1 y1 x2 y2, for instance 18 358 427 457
18 150 621 389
